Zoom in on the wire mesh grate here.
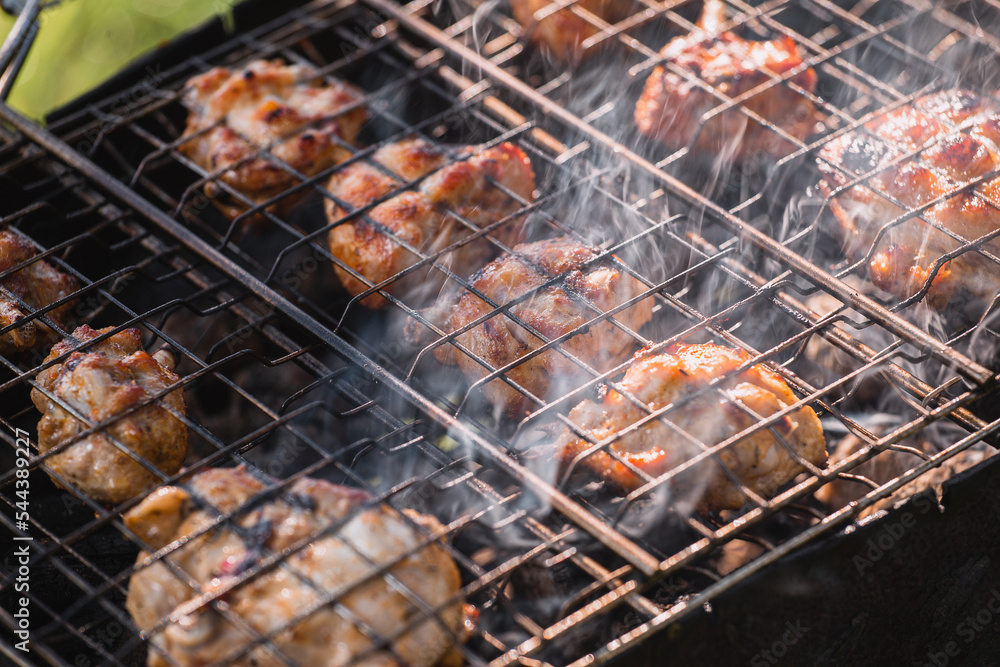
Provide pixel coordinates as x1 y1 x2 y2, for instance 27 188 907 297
2 0 1000 664
0 121 687 666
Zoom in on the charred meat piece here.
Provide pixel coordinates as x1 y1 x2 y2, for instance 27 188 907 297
31 325 187 505
635 0 817 162
180 59 366 224
557 343 826 510
818 89 1000 311
0 230 78 356
509 0 633 61
417 236 653 417
125 466 465 667
326 137 535 308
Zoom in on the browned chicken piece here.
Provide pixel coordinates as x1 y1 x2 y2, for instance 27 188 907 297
180 59 366 224
815 432 994 519
125 466 465 667
818 89 1000 312
30 325 187 505
0 230 78 356
635 0 817 162
326 137 535 308
509 0 633 61
419 236 653 417
557 343 826 510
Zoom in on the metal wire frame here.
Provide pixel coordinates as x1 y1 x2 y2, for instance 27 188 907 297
417 0 1000 352
5 0 1000 664
401 0 1000 382
0 131 693 667
42 0 997 414
364 0 1000 660
350 0 1000 408
44 4 696 443
810 96 1000 295
430 0 999 152
33 0 1000 580
0 128 800 667
56 3 992 422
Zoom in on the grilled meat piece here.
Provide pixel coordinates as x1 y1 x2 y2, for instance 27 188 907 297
125 466 465 667
557 343 826 510
180 59 366 224
815 433 930 519
0 230 78 356
31 325 187 505
509 0 632 61
326 137 535 308
818 89 1000 311
418 236 653 417
816 431 994 519
635 0 817 162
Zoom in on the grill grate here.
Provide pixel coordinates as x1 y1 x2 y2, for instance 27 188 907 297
0 118 674 666
2 0 1000 664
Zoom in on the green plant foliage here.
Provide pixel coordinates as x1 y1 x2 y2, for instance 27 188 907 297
0 0 235 121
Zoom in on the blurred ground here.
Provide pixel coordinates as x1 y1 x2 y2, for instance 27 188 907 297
0 0 232 121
